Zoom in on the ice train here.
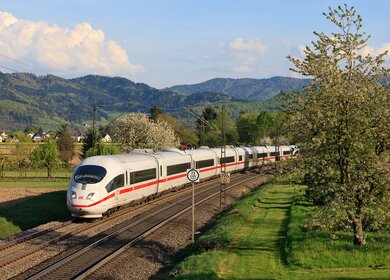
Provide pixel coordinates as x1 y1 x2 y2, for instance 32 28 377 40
67 145 296 218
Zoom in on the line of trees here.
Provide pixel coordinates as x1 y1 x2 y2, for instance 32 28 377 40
0 106 289 179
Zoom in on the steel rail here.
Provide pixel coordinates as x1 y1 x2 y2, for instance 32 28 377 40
1 173 246 269
26 173 262 280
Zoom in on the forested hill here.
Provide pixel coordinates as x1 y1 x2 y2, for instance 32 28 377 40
166 76 310 100
0 72 236 130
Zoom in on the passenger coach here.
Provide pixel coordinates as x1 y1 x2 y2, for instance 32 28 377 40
67 145 296 218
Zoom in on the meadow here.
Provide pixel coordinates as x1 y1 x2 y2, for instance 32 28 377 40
165 176 390 280
0 166 72 239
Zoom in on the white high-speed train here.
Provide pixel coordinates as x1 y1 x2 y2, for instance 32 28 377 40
67 145 296 218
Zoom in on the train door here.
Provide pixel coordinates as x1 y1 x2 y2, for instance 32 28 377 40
244 149 249 170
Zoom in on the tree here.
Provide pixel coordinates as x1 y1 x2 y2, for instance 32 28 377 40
29 138 61 178
174 121 199 148
196 106 218 145
268 111 291 146
13 131 32 142
288 5 390 245
81 128 101 159
150 105 164 122
203 110 238 147
14 143 30 178
84 142 121 158
236 113 260 145
112 113 179 152
256 111 274 142
57 124 75 167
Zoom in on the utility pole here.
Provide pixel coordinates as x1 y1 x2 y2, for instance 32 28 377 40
220 104 227 209
200 118 205 146
92 102 97 156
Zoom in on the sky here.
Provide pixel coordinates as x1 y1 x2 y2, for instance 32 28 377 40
0 0 389 88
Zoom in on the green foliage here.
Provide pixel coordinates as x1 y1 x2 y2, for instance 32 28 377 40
81 128 100 159
149 105 164 122
13 143 31 178
202 110 238 147
256 111 273 139
29 138 61 178
0 190 69 239
57 123 75 167
167 177 390 280
175 122 199 147
236 113 259 145
288 5 390 245
0 72 305 131
287 194 390 269
84 143 121 158
12 131 32 142
196 106 218 146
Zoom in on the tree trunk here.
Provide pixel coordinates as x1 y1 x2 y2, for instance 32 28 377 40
352 216 366 246
47 167 51 179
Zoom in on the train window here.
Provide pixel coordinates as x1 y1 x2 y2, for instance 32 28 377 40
239 155 242 161
257 153 268 158
130 168 156 184
283 151 291 155
105 174 124 193
167 162 191 176
196 159 214 169
74 165 107 184
220 156 235 164
270 152 280 157
248 154 253 159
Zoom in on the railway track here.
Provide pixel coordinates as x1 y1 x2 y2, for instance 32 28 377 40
1 172 251 278
24 173 263 279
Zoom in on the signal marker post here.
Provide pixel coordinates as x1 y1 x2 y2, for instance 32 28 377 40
187 168 200 243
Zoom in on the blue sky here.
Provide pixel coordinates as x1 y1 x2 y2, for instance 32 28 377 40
0 0 389 88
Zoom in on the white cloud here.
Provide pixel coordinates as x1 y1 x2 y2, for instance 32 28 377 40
228 38 267 55
221 37 267 74
377 43 390 55
354 44 390 66
232 64 252 74
0 11 144 77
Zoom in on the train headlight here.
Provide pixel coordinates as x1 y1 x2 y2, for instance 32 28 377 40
86 193 95 200
71 191 77 199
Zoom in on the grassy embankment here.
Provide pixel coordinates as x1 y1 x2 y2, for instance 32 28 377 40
166 176 390 280
0 168 72 239
0 190 69 239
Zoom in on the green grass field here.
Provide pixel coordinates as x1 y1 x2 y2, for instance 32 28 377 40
165 177 390 280
0 167 73 188
0 177 70 188
0 190 70 239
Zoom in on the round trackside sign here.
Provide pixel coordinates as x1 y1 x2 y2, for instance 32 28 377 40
187 168 200 182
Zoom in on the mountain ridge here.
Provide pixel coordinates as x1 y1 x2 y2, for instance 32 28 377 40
0 72 306 130
166 76 309 100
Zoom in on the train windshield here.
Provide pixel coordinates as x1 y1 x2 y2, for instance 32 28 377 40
74 165 107 184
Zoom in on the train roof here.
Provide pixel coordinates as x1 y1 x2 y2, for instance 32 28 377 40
79 152 156 167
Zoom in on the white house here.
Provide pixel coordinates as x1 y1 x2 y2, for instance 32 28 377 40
101 133 112 143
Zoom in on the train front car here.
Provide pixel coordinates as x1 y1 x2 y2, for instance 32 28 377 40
67 156 120 218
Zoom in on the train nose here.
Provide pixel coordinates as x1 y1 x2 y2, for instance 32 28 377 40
67 187 104 218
